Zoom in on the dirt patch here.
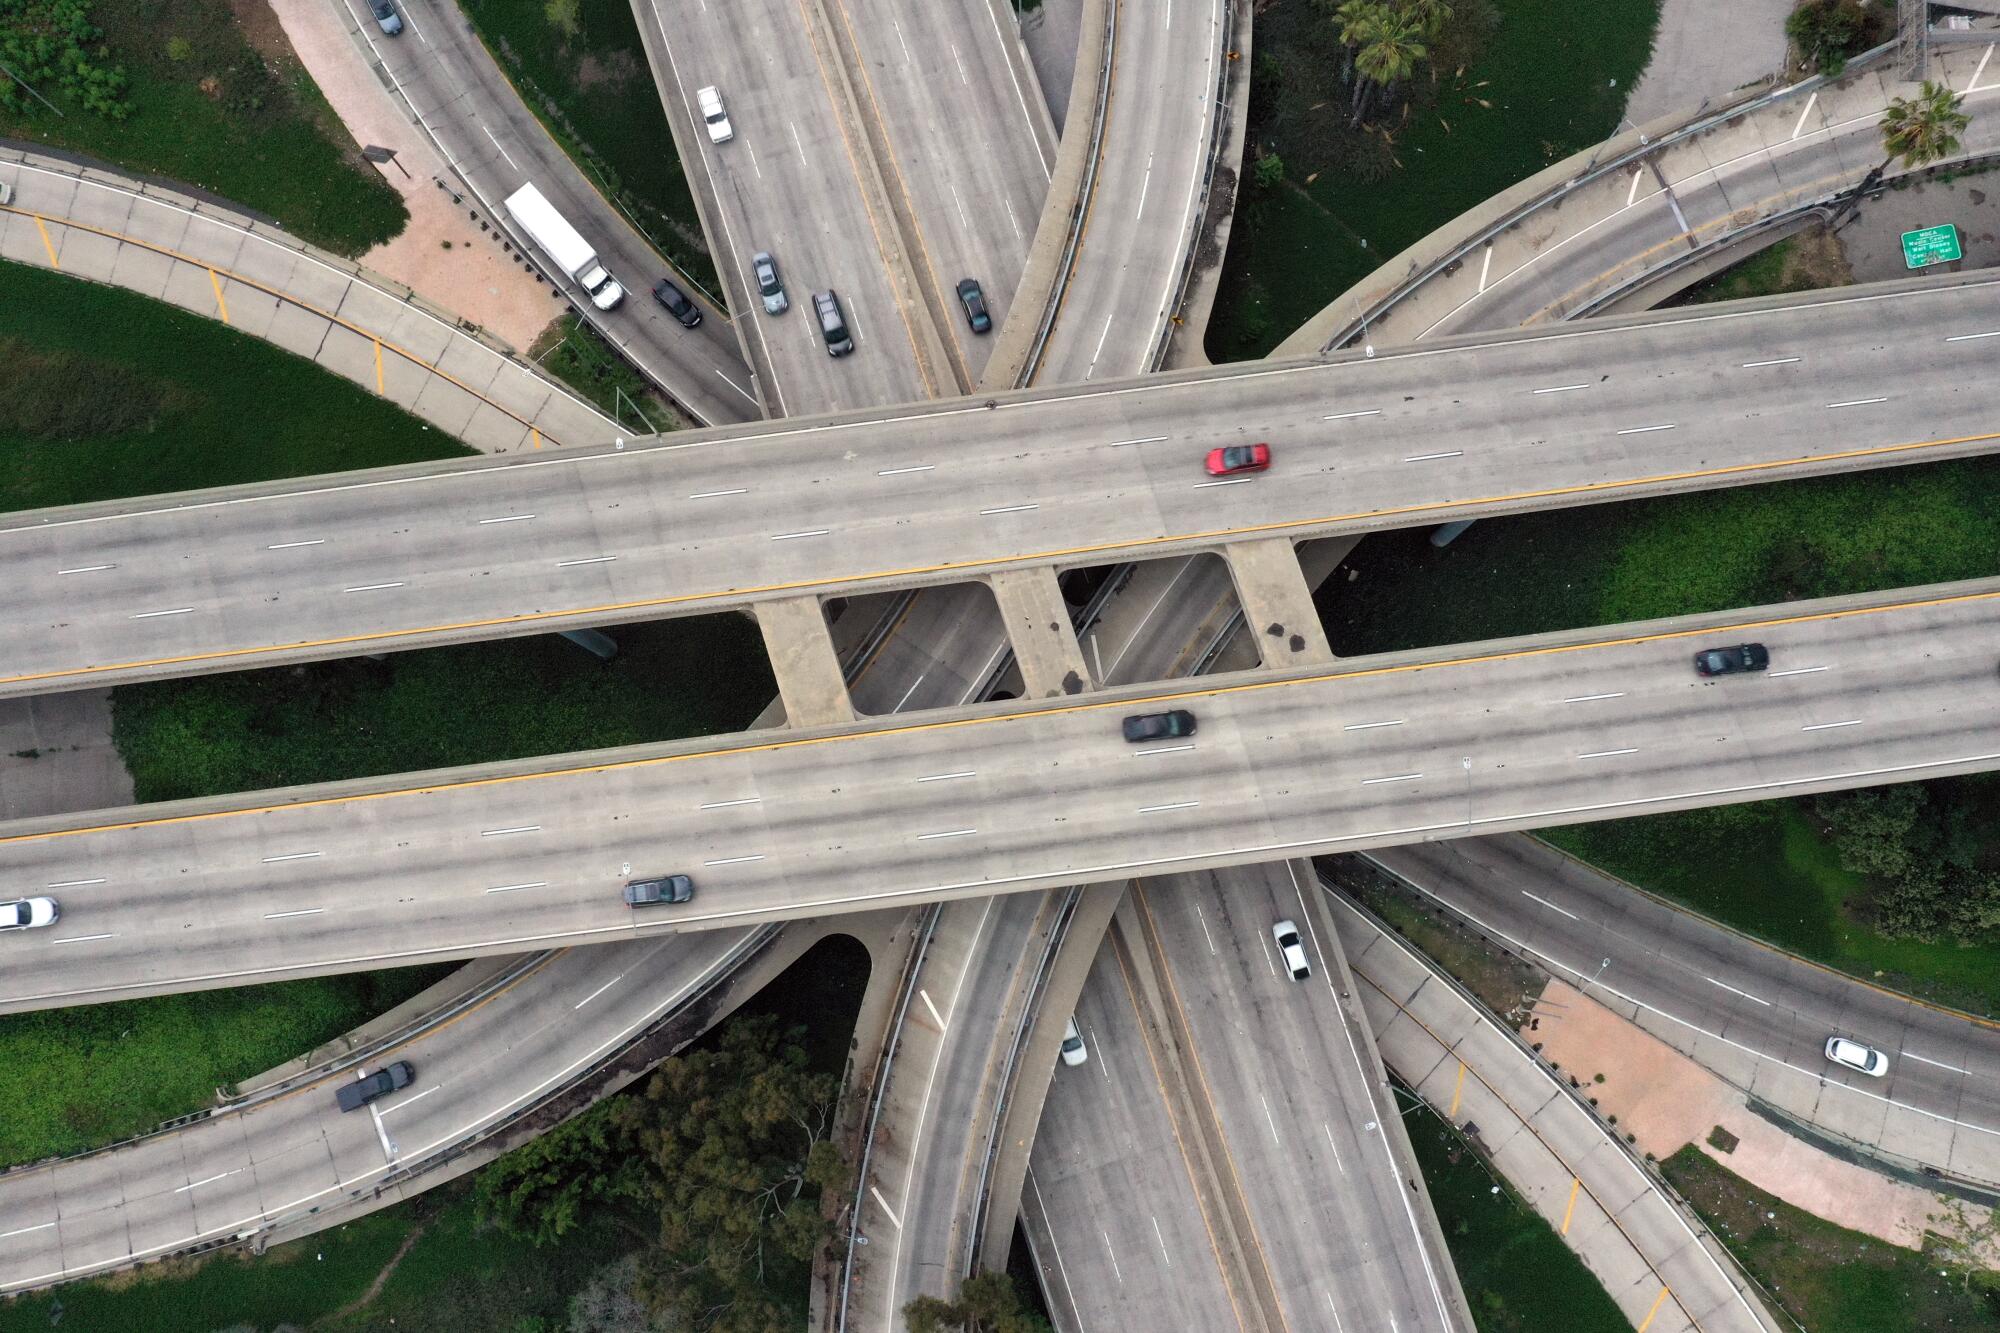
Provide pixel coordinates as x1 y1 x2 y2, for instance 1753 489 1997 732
228 0 302 76
327 1220 429 1320
575 50 642 91
1782 221 1854 289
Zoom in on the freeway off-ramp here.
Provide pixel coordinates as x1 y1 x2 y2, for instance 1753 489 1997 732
8 274 2000 698
5 578 1998 1014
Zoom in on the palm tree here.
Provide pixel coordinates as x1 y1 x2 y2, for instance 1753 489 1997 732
1397 0 1453 38
1351 9 1428 126
1879 79 1970 171
1835 80 1971 223
1330 0 1389 84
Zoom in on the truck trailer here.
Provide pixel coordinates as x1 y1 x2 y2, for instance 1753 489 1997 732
503 183 626 311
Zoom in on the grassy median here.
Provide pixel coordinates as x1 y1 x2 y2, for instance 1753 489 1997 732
0 0 406 254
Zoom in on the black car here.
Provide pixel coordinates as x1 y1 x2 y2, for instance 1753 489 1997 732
651 279 703 328
1693 643 1770 677
624 873 695 907
336 1060 414 1112
1121 709 1197 743
956 278 991 334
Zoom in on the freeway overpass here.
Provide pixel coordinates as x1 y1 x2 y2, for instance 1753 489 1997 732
7 274 2000 699
4 577 1997 1013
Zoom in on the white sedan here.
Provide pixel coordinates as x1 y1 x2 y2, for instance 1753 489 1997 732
0 897 59 931
1824 1036 1889 1077
696 86 733 143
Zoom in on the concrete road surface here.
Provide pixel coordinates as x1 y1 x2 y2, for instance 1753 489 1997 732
9 275 2000 699
4 578 1999 1011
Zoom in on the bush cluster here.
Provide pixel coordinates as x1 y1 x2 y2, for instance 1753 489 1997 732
0 0 129 118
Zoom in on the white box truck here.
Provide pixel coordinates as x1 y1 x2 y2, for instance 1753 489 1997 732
504 183 625 311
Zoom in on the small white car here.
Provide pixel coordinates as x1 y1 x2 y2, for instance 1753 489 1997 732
1273 920 1311 981
1824 1036 1889 1077
696 86 733 143
1060 1016 1088 1067
0 897 59 931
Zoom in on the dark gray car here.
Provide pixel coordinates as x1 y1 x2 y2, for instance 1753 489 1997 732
652 279 703 328
813 290 854 356
336 1060 414 1112
624 873 695 907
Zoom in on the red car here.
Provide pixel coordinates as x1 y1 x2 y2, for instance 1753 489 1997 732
1205 443 1271 476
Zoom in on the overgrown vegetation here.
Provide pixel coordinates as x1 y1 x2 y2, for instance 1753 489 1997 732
0 260 467 513
1208 0 1659 357
531 312 684 432
0 966 450 1168
0 0 130 118
1812 779 2000 943
1785 0 1893 77
0 1177 646 1331
905 1273 1053 1333
1672 223 1852 304
1661 1145 2000 1330
0 0 406 254
460 0 716 293
1405 1096 1628 1330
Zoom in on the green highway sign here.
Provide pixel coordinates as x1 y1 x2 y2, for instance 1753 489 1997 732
1902 223 1963 269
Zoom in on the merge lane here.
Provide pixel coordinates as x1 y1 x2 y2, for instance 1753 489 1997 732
3 581 1998 1011
8 279 2000 695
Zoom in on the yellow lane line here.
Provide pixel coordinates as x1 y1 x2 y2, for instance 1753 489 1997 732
5 580 1992 850
373 337 384 395
0 202 569 443
1635 1285 1672 1332
207 269 229 324
9 425 1995 691
32 214 58 268
1560 1177 1581 1235
1448 1060 1465 1117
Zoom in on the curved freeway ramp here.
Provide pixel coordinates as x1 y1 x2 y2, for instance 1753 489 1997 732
0 149 618 453
1282 40 2000 353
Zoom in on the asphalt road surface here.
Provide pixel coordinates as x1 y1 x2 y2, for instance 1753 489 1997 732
5 579 1997 1012
1372 836 2000 1187
10 276 2000 699
341 0 757 423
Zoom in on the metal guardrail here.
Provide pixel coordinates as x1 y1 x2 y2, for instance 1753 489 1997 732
1315 40 1902 353
1146 0 1240 372
1322 864 1803 1333
836 904 943 1332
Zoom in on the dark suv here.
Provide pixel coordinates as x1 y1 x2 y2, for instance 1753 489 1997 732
1122 709 1197 743
624 873 695 907
1694 643 1769 677
336 1061 414 1112
652 279 703 328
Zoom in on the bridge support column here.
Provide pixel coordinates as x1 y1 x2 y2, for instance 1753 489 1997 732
1222 538 1334 668
559 627 619 661
987 568 1091 697
754 596 855 727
